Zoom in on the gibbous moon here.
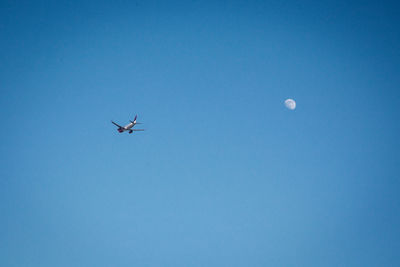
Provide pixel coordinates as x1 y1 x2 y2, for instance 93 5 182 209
284 99 296 110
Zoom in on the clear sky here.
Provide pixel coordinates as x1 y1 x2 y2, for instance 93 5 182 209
1 0 400 266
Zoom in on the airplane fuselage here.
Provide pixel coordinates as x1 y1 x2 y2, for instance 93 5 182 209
117 122 136 133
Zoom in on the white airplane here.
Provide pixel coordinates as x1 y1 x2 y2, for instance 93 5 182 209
111 115 144 134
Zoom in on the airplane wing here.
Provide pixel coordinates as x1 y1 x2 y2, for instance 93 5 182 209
111 121 123 128
132 129 145 131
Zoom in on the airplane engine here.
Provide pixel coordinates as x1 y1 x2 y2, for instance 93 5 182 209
129 130 133 134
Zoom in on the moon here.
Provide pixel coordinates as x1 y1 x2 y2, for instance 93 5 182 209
284 99 296 110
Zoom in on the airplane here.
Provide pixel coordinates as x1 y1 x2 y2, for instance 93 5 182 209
111 115 144 134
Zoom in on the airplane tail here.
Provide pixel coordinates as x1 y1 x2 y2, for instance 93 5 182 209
130 115 138 124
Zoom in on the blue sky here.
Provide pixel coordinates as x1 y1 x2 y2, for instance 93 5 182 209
1 0 400 266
